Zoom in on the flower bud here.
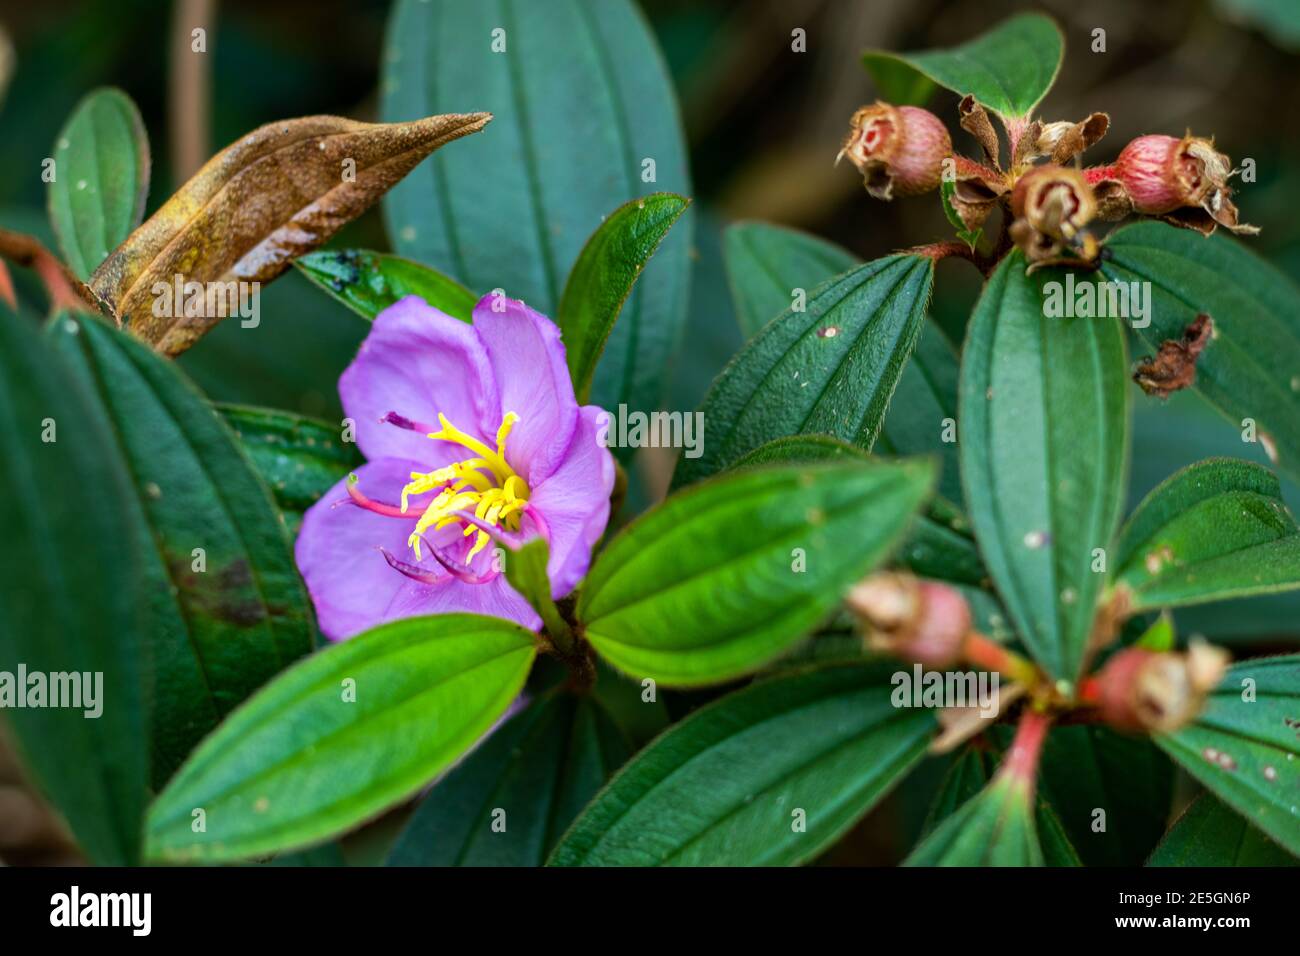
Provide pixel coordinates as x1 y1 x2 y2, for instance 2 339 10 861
839 102 951 200
846 573 971 668
1115 134 1257 235
1094 640 1229 734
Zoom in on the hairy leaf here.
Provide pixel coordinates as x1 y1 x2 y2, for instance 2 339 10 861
580 459 934 686
48 87 149 280
959 255 1129 680
1114 457 1300 611
145 614 537 862
51 316 316 785
1148 792 1297 866
294 248 477 322
549 662 934 866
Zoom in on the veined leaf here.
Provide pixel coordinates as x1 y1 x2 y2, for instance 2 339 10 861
722 222 962 504
503 537 571 643
145 614 537 863
387 692 629 866
923 741 1081 866
730 435 984 586
559 193 690 403
1101 221 1300 485
674 254 934 489
218 404 362 536
959 255 1129 680
51 316 316 785
549 662 935 866
1114 457 1300 611
48 87 149 280
579 459 934 687
1156 654 1300 857
905 773 1044 866
0 308 149 865
294 249 477 322
382 0 693 415
1148 792 1297 866
90 112 490 355
863 13 1063 119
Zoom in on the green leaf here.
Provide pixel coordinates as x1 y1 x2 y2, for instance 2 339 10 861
49 314 317 786
674 254 935 490
722 223 962 504
1156 654 1300 857
923 741 1080 866
387 692 629 865
382 0 693 414
1038 726 1173 866
1148 792 1297 866
1101 221 1300 485
0 309 149 865
730 435 985 586
217 404 361 535
549 662 934 866
294 249 478 322
503 537 571 643
580 459 934 686
1114 457 1300 611
861 13 1063 119
48 87 150 280
145 614 537 863
940 181 982 250
906 773 1044 866
860 53 937 107
959 254 1129 680
560 193 691 403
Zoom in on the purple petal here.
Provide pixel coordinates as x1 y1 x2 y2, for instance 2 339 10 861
340 295 501 462
527 404 616 598
471 294 578 485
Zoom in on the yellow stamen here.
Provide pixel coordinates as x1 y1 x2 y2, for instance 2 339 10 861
400 412 530 563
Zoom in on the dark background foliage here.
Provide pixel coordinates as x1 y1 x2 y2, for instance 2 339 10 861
1 0 1297 864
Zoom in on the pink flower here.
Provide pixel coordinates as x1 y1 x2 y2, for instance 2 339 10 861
295 294 615 640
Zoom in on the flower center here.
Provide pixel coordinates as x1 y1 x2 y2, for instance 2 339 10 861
399 412 531 563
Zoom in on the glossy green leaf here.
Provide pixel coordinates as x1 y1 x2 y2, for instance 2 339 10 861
560 193 690 403
1114 458 1300 611
906 773 1044 866
48 87 149 280
860 54 936 107
1148 792 1297 866
1156 654 1300 857
503 537 571 642
722 222 963 504
387 692 629 866
294 249 477 322
674 254 934 489
1039 725 1173 866
218 404 361 535
959 254 1129 680
145 614 537 862
862 13 1063 119
580 459 934 686
730 435 984 586
549 662 934 866
1101 221 1300 485
51 315 315 786
382 0 693 414
0 308 149 865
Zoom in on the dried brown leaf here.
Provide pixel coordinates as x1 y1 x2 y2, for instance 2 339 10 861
90 111 491 355
1134 313 1214 398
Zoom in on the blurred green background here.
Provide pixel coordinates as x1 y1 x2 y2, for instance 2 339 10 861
1 0 1298 863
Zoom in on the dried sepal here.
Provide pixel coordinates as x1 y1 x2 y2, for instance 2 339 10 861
1032 112 1110 164
958 95 1000 167
948 155 1009 232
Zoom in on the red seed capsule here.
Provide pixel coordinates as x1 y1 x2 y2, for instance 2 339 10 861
839 102 951 200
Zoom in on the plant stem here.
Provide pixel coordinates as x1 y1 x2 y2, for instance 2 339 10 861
962 630 1039 686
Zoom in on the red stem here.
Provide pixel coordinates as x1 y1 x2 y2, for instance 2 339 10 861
999 709 1052 797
